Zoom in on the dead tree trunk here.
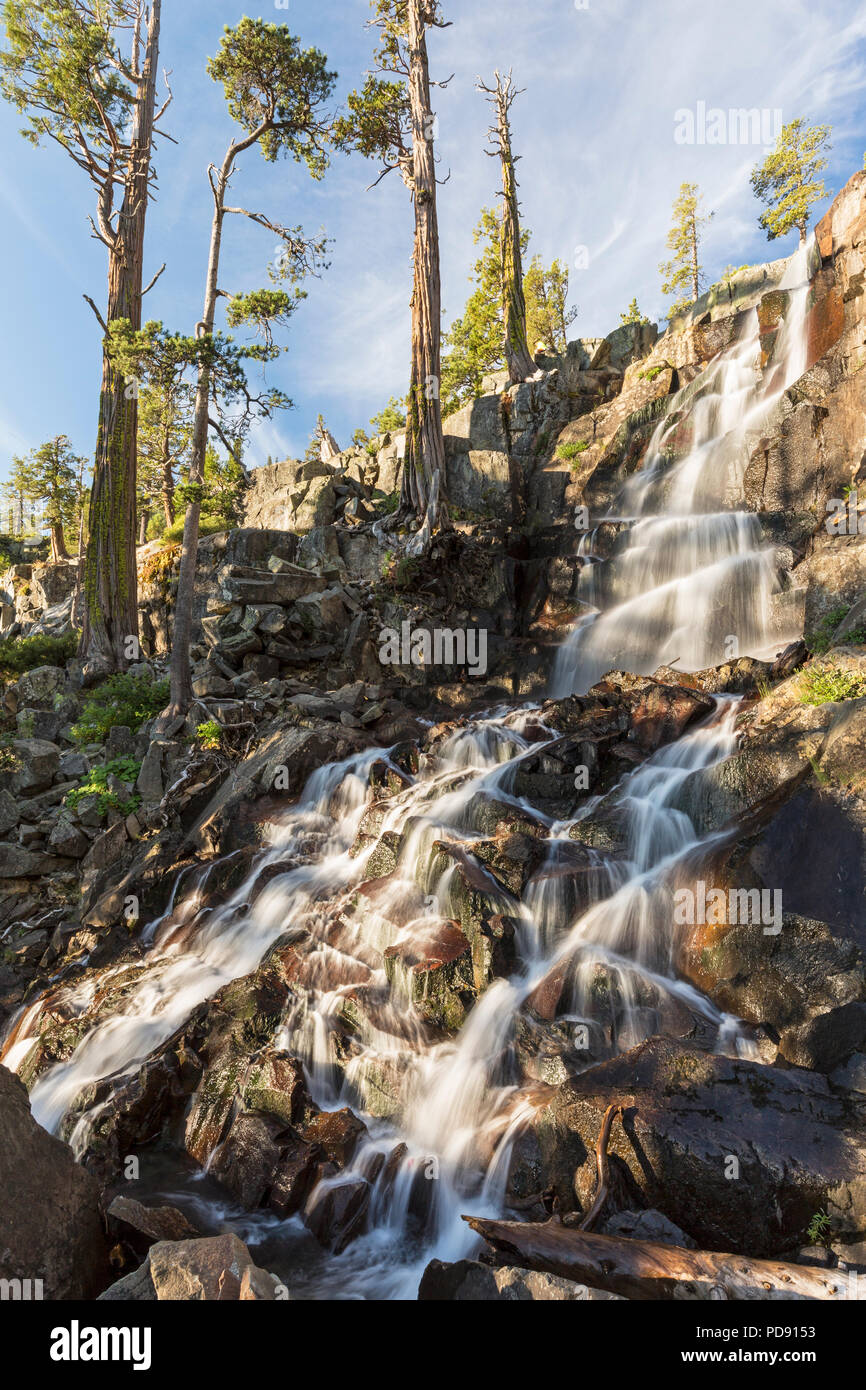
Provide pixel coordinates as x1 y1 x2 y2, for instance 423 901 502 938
478 70 535 385
161 422 175 526
465 1218 855 1301
317 420 341 462
400 0 448 546
80 0 162 675
160 166 227 723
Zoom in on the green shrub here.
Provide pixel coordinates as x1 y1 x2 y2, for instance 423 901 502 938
65 757 142 817
71 673 168 745
195 719 222 749
555 440 589 462
805 1208 833 1247
798 662 866 706
807 605 850 655
161 515 229 544
0 631 77 677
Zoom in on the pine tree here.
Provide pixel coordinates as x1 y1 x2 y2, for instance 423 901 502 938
620 298 649 326
371 397 408 435
157 18 335 722
1 0 169 673
336 1 450 548
8 435 86 562
441 206 530 415
750 118 832 245
477 70 535 384
524 255 577 355
659 182 712 317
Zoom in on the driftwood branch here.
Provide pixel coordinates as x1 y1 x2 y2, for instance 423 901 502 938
464 1218 856 1301
578 1103 622 1231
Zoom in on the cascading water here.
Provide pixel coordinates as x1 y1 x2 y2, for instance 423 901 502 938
1 243 815 1299
551 241 813 696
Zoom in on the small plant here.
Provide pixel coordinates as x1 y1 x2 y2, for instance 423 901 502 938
394 556 420 590
555 440 590 462
807 605 850 655
805 1208 833 1247
798 661 866 707
195 719 222 750
755 676 773 701
65 757 142 818
140 543 181 588
71 673 169 745
0 631 77 677
372 490 400 515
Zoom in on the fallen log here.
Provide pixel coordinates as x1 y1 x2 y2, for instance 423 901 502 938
464 1217 858 1301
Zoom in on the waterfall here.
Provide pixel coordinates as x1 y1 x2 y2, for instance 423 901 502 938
551 242 813 696
1 244 816 1299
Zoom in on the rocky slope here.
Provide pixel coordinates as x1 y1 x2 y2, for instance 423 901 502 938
1 169 866 1302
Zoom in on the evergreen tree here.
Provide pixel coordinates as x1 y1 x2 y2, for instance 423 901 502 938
1 0 169 673
336 0 450 547
620 297 649 326
524 255 577 354
370 396 408 435
477 70 535 384
8 435 86 561
441 206 529 415
659 182 712 317
750 118 832 245
157 18 334 722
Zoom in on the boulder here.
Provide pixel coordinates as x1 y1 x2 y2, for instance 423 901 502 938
145 1234 280 1300
522 1037 866 1255
418 1258 622 1300
0 1065 109 1299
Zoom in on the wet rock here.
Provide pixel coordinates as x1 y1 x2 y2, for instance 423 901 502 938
0 1065 109 1299
209 1110 296 1209
301 1107 367 1167
527 1037 866 1255
678 909 865 1049
106 1196 202 1259
305 1175 370 1253
384 919 475 1030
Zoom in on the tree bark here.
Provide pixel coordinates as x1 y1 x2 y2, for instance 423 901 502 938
465 1218 853 1301
160 169 227 722
161 423 175 526
400 0 448 542
49 523 68 563
487 75 534 384
79 0 162 675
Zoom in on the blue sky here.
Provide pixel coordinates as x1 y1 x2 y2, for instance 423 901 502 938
1 0 866 488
